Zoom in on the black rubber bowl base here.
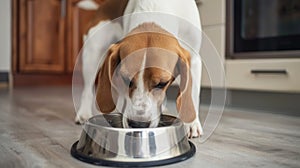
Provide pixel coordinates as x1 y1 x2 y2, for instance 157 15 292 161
70 141 196 167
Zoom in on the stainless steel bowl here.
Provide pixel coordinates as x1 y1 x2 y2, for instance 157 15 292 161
71 113 195 167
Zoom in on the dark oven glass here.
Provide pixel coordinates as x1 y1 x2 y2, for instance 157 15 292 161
228 0 300 58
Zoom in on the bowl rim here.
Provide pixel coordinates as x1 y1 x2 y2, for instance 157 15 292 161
84 113 184 132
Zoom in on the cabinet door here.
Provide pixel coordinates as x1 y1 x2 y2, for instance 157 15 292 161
19 0 66 73
197 0 225 26
67 0 99 73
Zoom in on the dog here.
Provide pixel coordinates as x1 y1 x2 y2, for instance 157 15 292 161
75 0 203 138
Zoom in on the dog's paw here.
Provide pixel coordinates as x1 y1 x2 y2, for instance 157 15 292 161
184 118 203 138
74 107 93 124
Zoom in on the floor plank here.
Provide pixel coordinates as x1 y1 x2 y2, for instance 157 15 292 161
0 87 299 168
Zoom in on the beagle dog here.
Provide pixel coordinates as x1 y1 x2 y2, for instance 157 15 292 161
75 0 203 138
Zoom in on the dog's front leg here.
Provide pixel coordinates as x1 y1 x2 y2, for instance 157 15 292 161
185 51 203 138
75 63 96 123
75 21 123 124
75 37 100 124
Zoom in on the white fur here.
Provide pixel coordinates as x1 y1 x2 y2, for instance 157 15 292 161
123 0 203 137
185 117 204 138
123 52 161 128
76 0 203 137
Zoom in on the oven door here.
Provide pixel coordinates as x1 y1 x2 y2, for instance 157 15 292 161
226 0 300 58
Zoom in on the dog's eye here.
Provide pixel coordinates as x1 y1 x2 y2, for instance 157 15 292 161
154 81 168 89
122 76 133 87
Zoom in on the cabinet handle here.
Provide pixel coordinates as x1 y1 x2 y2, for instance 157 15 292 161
250 69 288 75
61 0 66 18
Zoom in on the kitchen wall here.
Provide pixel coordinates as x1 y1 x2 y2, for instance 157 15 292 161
0 0 11 73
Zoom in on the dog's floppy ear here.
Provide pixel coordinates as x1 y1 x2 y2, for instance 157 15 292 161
175 46 196 123
96 44 120 113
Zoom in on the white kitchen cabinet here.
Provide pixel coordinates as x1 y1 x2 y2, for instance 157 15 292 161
202 26 225 59
197 0 226 87
197 0 225 26
201 26 226 87
226 59 300 92
198 0 300 93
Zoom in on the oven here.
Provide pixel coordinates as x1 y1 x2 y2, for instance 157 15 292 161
226 0 300 59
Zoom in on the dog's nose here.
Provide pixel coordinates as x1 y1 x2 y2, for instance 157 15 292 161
132 100 151 111
136 110 145 115
127 119 151 128
132 95 151 109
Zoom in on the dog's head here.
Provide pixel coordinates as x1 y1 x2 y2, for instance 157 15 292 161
96 23 196 128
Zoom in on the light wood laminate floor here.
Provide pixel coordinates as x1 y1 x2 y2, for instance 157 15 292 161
0 87 299 168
